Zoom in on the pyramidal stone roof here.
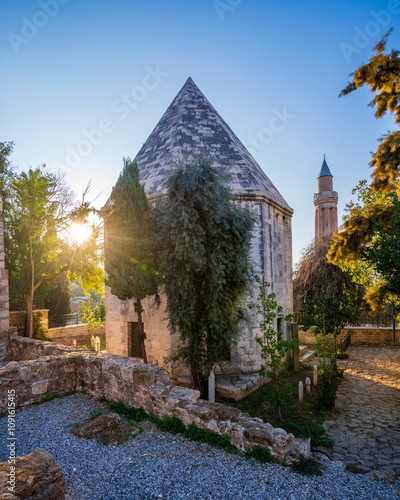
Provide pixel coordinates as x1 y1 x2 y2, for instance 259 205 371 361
134 77 292 213
318 157 332 178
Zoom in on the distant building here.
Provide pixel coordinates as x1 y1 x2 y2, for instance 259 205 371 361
313 156 338 241
104 77 294 376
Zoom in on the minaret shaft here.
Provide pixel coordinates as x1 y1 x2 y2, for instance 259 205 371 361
314 158 338 241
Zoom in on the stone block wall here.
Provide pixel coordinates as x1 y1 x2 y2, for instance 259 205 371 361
49 323 105 347
298 326 397 346
9 310 49 337
343 327 396 345
0 331 309 463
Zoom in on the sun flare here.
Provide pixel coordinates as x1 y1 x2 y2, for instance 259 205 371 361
69 223 92 246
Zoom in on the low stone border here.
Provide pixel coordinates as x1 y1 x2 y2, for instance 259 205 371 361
0 329 310 463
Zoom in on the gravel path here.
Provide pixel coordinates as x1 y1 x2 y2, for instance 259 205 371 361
1 393 399 500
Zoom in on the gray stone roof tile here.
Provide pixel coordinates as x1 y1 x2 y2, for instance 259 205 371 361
134 77 292 212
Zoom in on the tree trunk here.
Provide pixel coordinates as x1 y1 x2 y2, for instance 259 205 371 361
274 370 283 422
191 368 204 395
136 299 147 364
27 240 35 338
26 290 34 338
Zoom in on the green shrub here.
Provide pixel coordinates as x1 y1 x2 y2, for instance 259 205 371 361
99 435 110 445
184 422 237 453
317 368 337 410
108 400 148 422
157 416 185 434
285 420 333 448
89 411 104 420
336 350 349 359
245 445 276 463
292 457 322 476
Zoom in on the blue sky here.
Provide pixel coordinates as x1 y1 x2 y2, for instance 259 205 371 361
1 0 400 263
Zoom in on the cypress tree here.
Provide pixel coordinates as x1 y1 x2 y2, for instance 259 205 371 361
157 159 255 394
105 159 159 362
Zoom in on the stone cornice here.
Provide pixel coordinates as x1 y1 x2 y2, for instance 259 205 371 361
313 191 338 207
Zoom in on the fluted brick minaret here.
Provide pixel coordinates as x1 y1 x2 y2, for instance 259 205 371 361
0 195 9 330
313 156 338 241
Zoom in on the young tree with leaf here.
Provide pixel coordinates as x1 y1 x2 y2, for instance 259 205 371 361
329 180 399 311
157 159 255 395
294 236 364 367
328 30 400 309
6 166 103 338
249 277 294 421
104 158 160 363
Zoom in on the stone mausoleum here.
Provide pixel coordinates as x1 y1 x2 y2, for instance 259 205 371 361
104 77 294 376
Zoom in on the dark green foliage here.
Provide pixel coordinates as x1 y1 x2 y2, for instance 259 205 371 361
105 158 160 362
367 194 400 297
184 422 237 453
336 350 349 359
317 367 337 410
89 411 104 420
157 415 186 434
33 312 48 340
105 158 159 302
157 159 255 393
43 275 72 317
98 435 110 445
245 445 276 463
105 400 237 453
107 400 148 422
292 457 323 476
285 420 333 448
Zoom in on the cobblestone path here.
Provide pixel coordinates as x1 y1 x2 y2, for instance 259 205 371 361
322 345 400 478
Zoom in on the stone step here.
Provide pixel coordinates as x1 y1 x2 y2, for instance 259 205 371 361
172 372 268 401
299 350 315 366
299 345 309 357
172 376 192 388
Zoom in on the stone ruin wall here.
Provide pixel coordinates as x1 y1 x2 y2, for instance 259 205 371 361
0 197 9 331
0 330 310 463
